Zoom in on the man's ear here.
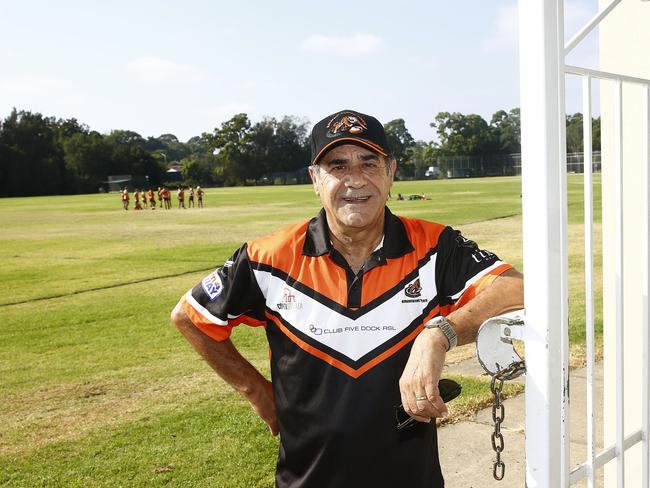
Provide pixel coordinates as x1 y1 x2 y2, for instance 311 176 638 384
389 158 397 181
308 165 320 195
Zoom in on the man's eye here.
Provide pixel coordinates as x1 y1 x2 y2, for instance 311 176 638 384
363 162 379 172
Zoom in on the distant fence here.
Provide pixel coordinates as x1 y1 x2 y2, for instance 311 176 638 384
436 151 601 178
106 175 132 193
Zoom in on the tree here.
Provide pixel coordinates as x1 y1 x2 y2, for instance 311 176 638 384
592 116 601 151
186 135 211 154
145 133 190 162
566 113 601 152
0 109 67 196
268 116 310 173
384 119 415 165
63 131 112 192
181 152 218 185
406 140 439 179
247 117 276 180
105 130 162 185
490 108 520 154
204 114 253 185
431 112 497 156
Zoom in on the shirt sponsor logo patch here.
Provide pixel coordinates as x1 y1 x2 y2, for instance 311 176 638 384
201 271 223 301
308 324 396 336
404 278 422 298
402 278 428 303
277 287 303 310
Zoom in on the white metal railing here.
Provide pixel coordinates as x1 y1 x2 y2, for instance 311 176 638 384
520 0 650 486
641 80 650 486
519 1 567 485
582 72 596 487
564 71 650 487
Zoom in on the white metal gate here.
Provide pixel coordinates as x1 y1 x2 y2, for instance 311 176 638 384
519 0 649 486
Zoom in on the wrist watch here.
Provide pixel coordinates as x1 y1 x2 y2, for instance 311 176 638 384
424 316 458 351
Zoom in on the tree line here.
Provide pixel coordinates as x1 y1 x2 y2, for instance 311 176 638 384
0 107 600 197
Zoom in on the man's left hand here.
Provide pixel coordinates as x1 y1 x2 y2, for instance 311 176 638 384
398 327 449 423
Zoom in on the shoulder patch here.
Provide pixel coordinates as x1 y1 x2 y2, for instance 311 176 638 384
201 270 223 301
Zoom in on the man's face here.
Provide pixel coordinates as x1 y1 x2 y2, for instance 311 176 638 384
309 144 395 231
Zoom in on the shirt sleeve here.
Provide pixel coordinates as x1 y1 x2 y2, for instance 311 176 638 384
182 243 266 342
434 226 512 314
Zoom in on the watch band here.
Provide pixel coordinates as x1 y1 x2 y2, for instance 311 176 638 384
424 316 458 351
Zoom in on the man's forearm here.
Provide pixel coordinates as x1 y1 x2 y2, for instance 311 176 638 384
446 268 524 347
399 268 524 421
170 302 278 435
170 302 267 395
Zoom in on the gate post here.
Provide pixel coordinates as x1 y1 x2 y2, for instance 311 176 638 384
519 0 569 485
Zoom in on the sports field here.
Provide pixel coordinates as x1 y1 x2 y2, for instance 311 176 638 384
0 176 601 487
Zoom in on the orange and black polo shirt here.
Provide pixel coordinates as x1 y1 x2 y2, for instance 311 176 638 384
182 207 511 488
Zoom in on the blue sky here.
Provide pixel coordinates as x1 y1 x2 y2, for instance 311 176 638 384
0 0 599 143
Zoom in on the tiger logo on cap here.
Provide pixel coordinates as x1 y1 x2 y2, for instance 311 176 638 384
326 112 368 138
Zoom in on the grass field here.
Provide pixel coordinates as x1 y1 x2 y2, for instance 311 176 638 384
0 176 601 486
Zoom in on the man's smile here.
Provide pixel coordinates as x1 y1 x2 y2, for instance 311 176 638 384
341 195 372 203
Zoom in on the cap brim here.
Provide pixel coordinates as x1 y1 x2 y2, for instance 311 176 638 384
312 137 388 165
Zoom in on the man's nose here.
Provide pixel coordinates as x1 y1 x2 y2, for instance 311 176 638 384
344 164 367 187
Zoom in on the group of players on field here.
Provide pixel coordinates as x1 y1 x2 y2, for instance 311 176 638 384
121 185 204 210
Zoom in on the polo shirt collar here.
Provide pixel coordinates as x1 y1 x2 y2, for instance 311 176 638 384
302 207 414 259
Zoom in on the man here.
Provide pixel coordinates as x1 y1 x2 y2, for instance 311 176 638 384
133 189 141 210
171 109 523 487
121 187 129 210
177 185 185 209
163 186 171 209
188 186 195 208
196 186 204 208
148 188 156 209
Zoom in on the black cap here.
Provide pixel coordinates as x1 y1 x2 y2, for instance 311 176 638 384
310 109 391 165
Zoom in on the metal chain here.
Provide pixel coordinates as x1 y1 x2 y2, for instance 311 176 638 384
490 375 506 480
489 360 526 481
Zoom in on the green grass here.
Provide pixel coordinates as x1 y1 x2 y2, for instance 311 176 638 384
0 175 600 486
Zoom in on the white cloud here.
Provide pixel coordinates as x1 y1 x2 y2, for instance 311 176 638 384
301 34 382 56
0 75 70 97
241 80 257 90
126 57 204 85
0 47 17 59
483 3 518 51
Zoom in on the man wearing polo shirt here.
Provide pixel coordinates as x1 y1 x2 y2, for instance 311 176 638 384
171 109 524 487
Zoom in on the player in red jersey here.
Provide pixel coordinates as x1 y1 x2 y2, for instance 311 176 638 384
121 187 129 210
188 186 195 208
177 186 185 209
133 189 142 210
148 188 156 209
